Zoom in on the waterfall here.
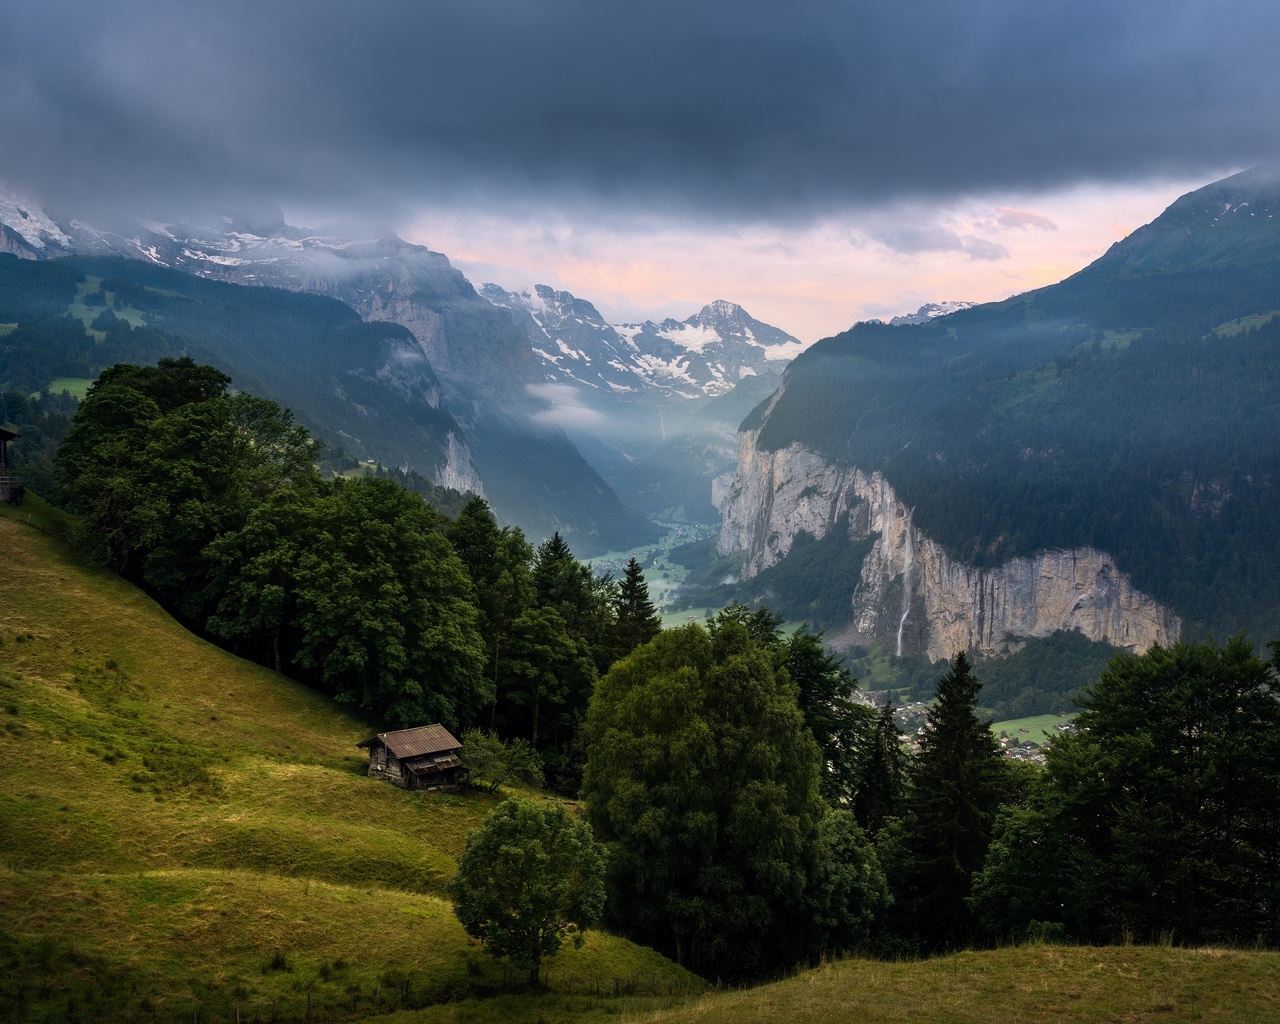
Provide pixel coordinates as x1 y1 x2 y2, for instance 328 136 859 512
895 523 914 657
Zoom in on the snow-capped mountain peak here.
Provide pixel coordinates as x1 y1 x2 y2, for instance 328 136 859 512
0 185 76 256
887 300 976 326
485 285 803 399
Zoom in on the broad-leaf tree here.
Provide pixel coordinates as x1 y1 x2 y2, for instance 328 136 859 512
784 627 877 807
979 636 1280 945
584 620 830 979
449 798 606 984
291 476 489 728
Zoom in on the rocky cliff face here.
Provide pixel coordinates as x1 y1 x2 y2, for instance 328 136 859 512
718 429 1181 660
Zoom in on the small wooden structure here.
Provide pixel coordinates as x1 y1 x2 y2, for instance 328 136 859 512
0 425 22 505
358 723 465 791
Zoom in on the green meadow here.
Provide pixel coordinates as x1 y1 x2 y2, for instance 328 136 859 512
2 493 1278 1024
0 495 694 1022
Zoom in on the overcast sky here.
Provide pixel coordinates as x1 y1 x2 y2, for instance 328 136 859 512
2 0 1277 340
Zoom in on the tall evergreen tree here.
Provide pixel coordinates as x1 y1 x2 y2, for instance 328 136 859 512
980 636 1280 945
447 496 535 721
612 557 662 656
893 651 1009 949
853 699 906 838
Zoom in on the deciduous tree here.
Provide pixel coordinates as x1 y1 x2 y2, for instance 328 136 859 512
449 799 606 984
584 620 829 979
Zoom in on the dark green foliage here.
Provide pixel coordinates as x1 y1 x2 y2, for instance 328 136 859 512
500 606 594 750
207 476 488 728
290 477 488 727
973 630 1122 720
985 636 1280 945
1 389 80 494
0 253 81 321
459 730 544 793
890 653 1012 950
669 536 716 572
449 798 606 983
612 557 662 656
784 627 877 806
447 497 537 721
55 358 495 732
853 700 906 839
584 619 873 979
807 810 891 955
55 359 320 618
969 799 1074 943
745 232 1280 641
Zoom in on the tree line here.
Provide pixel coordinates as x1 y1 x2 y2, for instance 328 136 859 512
453 607 1280 987
52 357 662 792
50 357 1280 986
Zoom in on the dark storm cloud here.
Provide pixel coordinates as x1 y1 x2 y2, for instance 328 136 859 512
871 225 1009 261
2 0 1278 222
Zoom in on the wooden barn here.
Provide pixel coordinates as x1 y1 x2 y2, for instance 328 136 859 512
0 425 22 505
357 723 465 791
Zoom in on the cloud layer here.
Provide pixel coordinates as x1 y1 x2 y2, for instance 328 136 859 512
3 0 1277 224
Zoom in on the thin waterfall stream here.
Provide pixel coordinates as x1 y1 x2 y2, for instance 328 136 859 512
895 525 913 657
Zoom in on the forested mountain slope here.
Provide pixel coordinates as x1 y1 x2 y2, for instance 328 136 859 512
720 165 1280 645
0 253 659 551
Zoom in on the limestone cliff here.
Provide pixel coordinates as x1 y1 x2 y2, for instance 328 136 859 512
718 430 1181 660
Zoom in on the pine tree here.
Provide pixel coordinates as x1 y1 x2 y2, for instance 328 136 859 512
612 557 662 656
894 651 1009 948
853 698 906 838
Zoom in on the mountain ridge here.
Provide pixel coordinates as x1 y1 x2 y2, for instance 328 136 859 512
715 165 1280 646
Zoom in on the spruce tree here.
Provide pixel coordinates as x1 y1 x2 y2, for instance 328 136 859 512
612 557 662 655
853 698 906 838
894 651 1009 949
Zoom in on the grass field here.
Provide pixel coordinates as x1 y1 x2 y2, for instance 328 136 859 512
0 494 694 1021
338 944 1280 1024
4 493 1278 1024
40 375 94 399
1213 310 1280 338
69 275 150 337
992 712 1075 745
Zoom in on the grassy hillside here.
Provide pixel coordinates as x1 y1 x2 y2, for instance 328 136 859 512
4 494 1277 1024
362 944 1280 1024
609 946 1280 1024
0 495 693 1022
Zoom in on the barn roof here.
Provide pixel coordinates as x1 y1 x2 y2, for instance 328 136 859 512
357 723 462 759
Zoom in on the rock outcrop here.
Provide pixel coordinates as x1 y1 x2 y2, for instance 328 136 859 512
718 429 1181 660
